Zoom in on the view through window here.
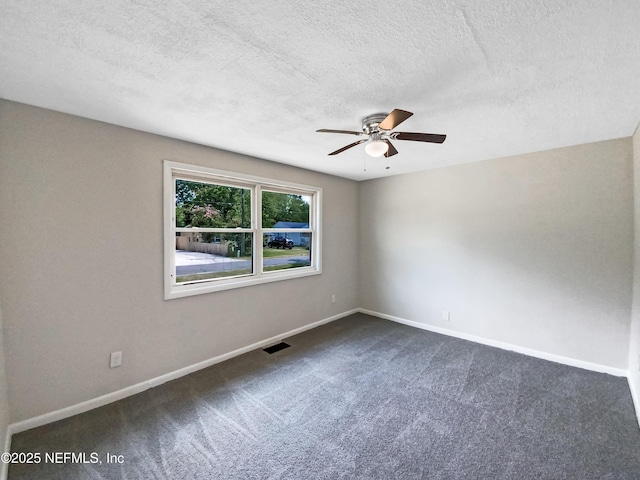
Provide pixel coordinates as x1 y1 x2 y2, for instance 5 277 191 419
165 162 321 298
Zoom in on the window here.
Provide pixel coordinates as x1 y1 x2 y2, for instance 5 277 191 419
164 161 321 299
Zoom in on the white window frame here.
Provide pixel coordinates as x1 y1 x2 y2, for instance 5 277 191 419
164 160 322 299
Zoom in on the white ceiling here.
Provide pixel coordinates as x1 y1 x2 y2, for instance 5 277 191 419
1 1 640 181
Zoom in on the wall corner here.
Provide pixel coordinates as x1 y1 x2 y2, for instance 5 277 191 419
629 121 640 427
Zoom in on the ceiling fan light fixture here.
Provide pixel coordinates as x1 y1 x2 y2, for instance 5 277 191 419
365 139 388 157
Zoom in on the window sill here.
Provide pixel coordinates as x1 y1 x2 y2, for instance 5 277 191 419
165 266 322 300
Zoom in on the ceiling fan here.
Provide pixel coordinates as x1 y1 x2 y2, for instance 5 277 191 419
316 109 446 158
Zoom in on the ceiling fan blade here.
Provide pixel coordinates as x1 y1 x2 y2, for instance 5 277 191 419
379 109 413 130
328 139 367 155
316 129 362 136
384 140 398 157
394 132 446 143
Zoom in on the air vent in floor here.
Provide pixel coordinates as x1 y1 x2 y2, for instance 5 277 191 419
263 342 290 354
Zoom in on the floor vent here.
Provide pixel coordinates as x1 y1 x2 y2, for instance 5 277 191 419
263 342 290 354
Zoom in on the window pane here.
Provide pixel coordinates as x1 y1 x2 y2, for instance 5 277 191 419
263 233 311 272
262 191 310 228
175 233 252 283
176 179 251 228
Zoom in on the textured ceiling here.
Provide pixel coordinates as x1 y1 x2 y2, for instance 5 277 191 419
1 1 640 180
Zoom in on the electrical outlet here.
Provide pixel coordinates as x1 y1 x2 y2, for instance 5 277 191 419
331 294 336 304
110 351 122 368
442 311 450 322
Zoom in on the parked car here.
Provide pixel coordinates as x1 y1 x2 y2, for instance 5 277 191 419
268 237 294 249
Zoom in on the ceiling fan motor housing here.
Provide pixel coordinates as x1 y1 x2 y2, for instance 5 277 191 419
361 113 389 134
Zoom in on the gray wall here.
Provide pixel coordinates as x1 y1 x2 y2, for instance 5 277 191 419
630 123 640 409
0 303 9 466
0 100 360 422
359 138 634 368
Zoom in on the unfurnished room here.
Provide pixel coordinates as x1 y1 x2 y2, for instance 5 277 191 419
1 1 640 479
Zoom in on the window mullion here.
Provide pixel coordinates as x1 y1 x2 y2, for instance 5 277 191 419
263 229 313 233
255 184 262 277
176 228 253 233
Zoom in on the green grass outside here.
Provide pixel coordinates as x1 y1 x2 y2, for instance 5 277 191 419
176 269 252 283
262 246 309 258
264 262 309 271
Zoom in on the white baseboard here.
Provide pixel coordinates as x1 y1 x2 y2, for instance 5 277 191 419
8 309 358 437
358 308 628 377
1 427 10 480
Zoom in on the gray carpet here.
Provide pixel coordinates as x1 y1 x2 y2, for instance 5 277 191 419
8 313 640 479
